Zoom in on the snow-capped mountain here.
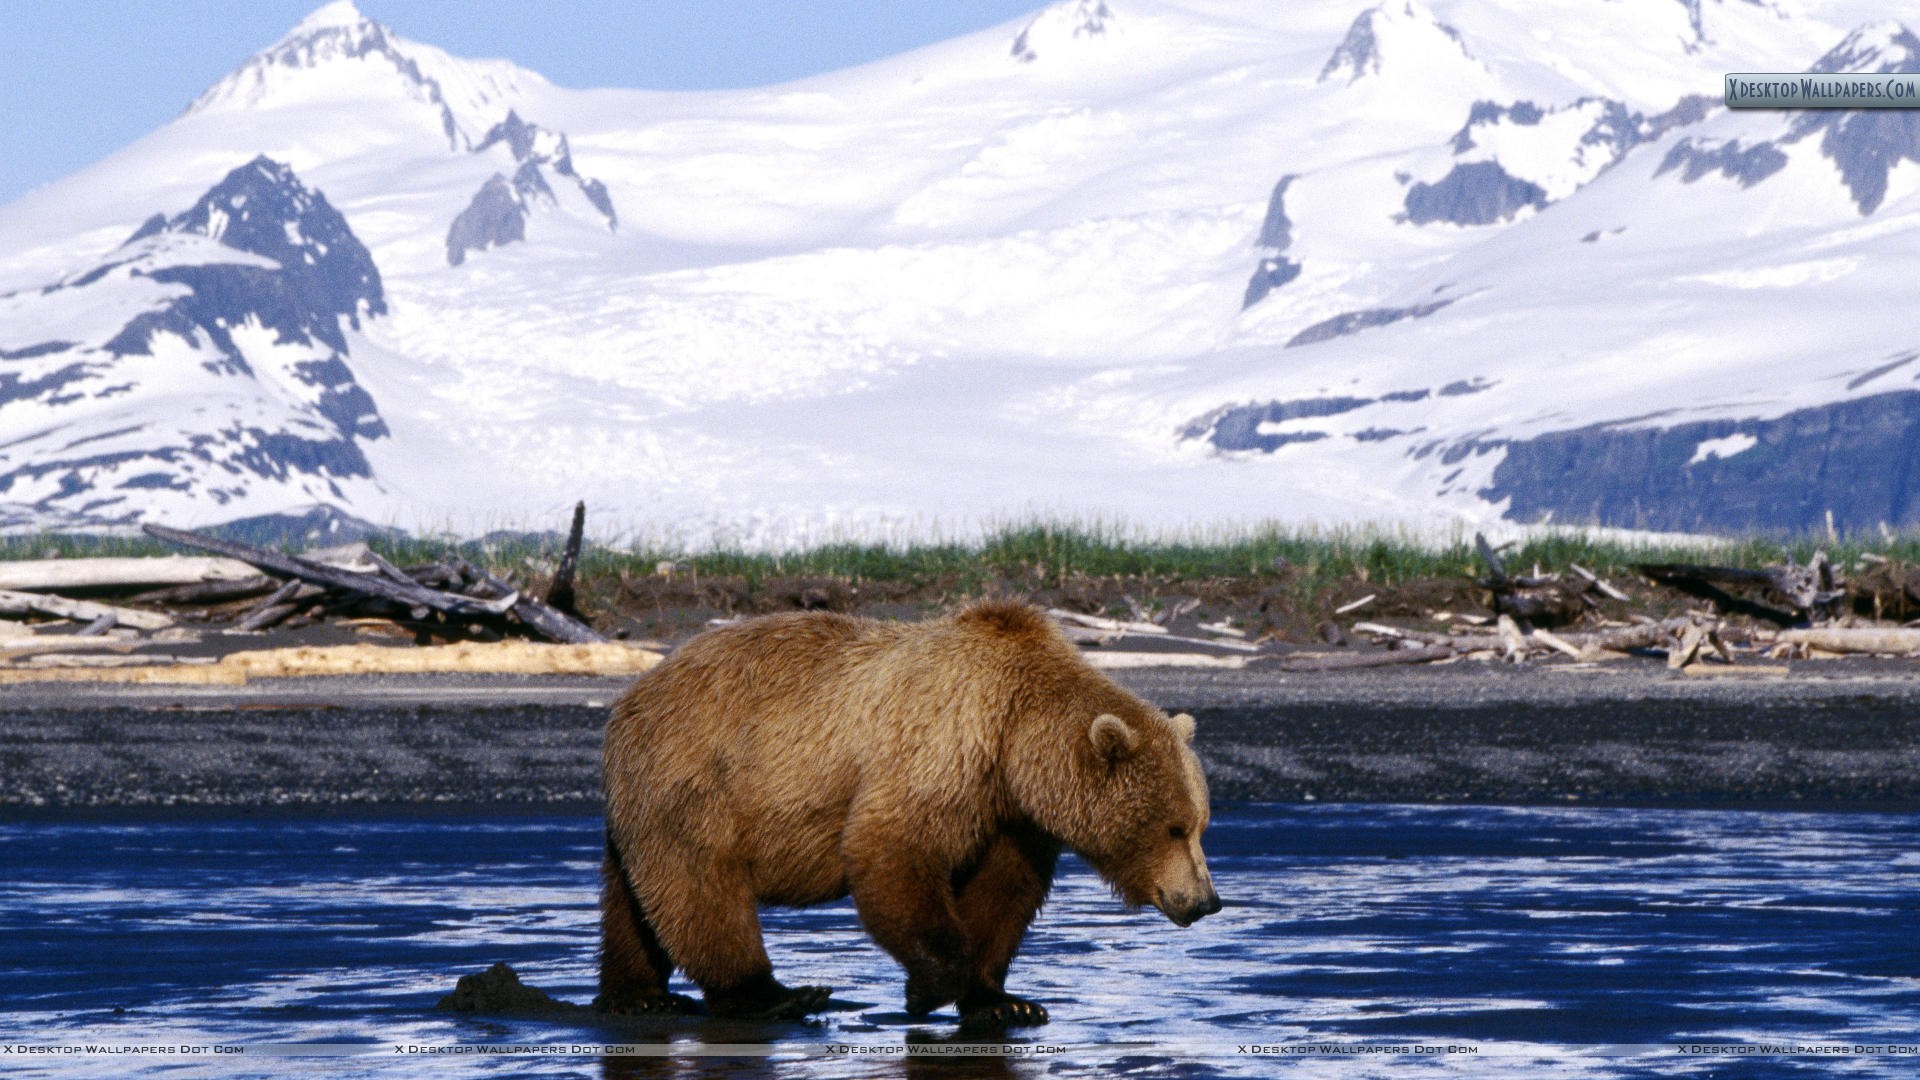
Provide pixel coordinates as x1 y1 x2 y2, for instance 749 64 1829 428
0 156 389 528
3 0 1917 541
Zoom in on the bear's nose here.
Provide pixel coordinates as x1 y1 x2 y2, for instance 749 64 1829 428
1192 890 1222 921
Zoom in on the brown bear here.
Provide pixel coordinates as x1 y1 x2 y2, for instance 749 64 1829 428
597 599 1219 1027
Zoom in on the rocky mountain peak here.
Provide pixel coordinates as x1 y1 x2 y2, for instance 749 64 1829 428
126 155 384 332
182 2 540 151
1811 21 1920 75
1319 0 1472 84
1011 1 1116 63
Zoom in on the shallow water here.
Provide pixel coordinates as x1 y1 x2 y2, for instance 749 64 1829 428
3 804 1918 1077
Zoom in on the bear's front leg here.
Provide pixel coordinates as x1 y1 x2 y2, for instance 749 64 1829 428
953 827 1059 1029
847 856 971 1016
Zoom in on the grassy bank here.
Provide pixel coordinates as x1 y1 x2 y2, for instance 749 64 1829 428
5 523 1909 642
1 522 1904 586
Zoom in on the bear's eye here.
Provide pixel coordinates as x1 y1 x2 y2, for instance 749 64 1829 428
1168 825 1188 841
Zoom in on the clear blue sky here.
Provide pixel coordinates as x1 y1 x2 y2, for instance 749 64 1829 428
0 1 1043 205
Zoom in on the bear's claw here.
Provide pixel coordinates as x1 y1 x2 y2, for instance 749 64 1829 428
958 991 1049 1030
592 990 699 1016
749 984 832 1021
706 980 832 1021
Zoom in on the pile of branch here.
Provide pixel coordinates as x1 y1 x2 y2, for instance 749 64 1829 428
1634 551 1844 626
1473 533 1625 625
140 510 602 644
1351 614 1733 667
0 507 603 664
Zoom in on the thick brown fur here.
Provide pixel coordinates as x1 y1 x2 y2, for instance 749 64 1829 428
598 599 1217 1025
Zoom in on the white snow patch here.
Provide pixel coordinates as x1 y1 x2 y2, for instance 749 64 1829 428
1688 433 1758 466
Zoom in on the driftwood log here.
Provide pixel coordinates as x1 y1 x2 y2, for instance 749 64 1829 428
547 501 585 617
143 525 507 622
1352 616 1702 657
142 524 605 645
1279 645 1454 671
1775 627 1920 655
0 587 174 631
1636 554 1844 625
127 576 279 606
446 557 606 645
1474 533 1583 623
0 556 260 592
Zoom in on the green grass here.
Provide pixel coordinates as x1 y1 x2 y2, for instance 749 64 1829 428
4 521 1916 595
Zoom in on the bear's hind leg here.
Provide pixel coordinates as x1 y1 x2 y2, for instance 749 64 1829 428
596 835 695 1015
953 828 1060 1029
641 850 829 1020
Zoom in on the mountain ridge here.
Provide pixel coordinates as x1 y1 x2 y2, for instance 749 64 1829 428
2 0 1914 543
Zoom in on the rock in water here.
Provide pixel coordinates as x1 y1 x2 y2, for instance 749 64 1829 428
436 962 574 1016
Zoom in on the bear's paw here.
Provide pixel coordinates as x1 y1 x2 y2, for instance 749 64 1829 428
958 989 1050 1030
591 989 699 1016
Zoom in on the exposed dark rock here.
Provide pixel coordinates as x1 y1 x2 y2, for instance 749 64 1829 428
446 175 525 267
0 157 389 515
0 341 76 361
577 178 617 228
474 110 541 162
148 156 385 329
1438 378 1492 397
190 9 465 148
1255 175 1296 248
0 363 92 408
1243 175 1302 308
1010 0 1113 62
1243 257 1301 309
1320 2 1469 83
1450 99 1543 152
1791 108 1920 214
1656 138 1789 187
453 110 618 264
1403 162 1547 226
1643 94 1717 140
1479 390 1920 533
1785 23 1920 214
1287 299 1453 347
1184 396 1370 452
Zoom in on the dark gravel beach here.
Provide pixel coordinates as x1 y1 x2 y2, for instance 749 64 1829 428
4 661 1919 811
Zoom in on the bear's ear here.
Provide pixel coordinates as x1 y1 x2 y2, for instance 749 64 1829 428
1089 713 1139 762
1169 712 1196 743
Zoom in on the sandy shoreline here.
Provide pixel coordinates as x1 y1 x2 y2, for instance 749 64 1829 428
3 663 1919 811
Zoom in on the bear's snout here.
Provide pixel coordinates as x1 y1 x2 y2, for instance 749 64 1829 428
1157 886 1222 927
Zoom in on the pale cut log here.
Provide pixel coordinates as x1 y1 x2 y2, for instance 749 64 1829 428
0 556 259 592
1531 628 1584 659
1352 622 1503 652
1497 615 1529 660
0 588 173 630
1667 624 1707 669
1279 645 1453 671
1045 608 1169 635
1569 563 1631 602
1776 627 1920 655
1333 594 1376 615
1082 651 1249 670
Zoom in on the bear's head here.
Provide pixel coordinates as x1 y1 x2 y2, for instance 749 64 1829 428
1022 707 1221 927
